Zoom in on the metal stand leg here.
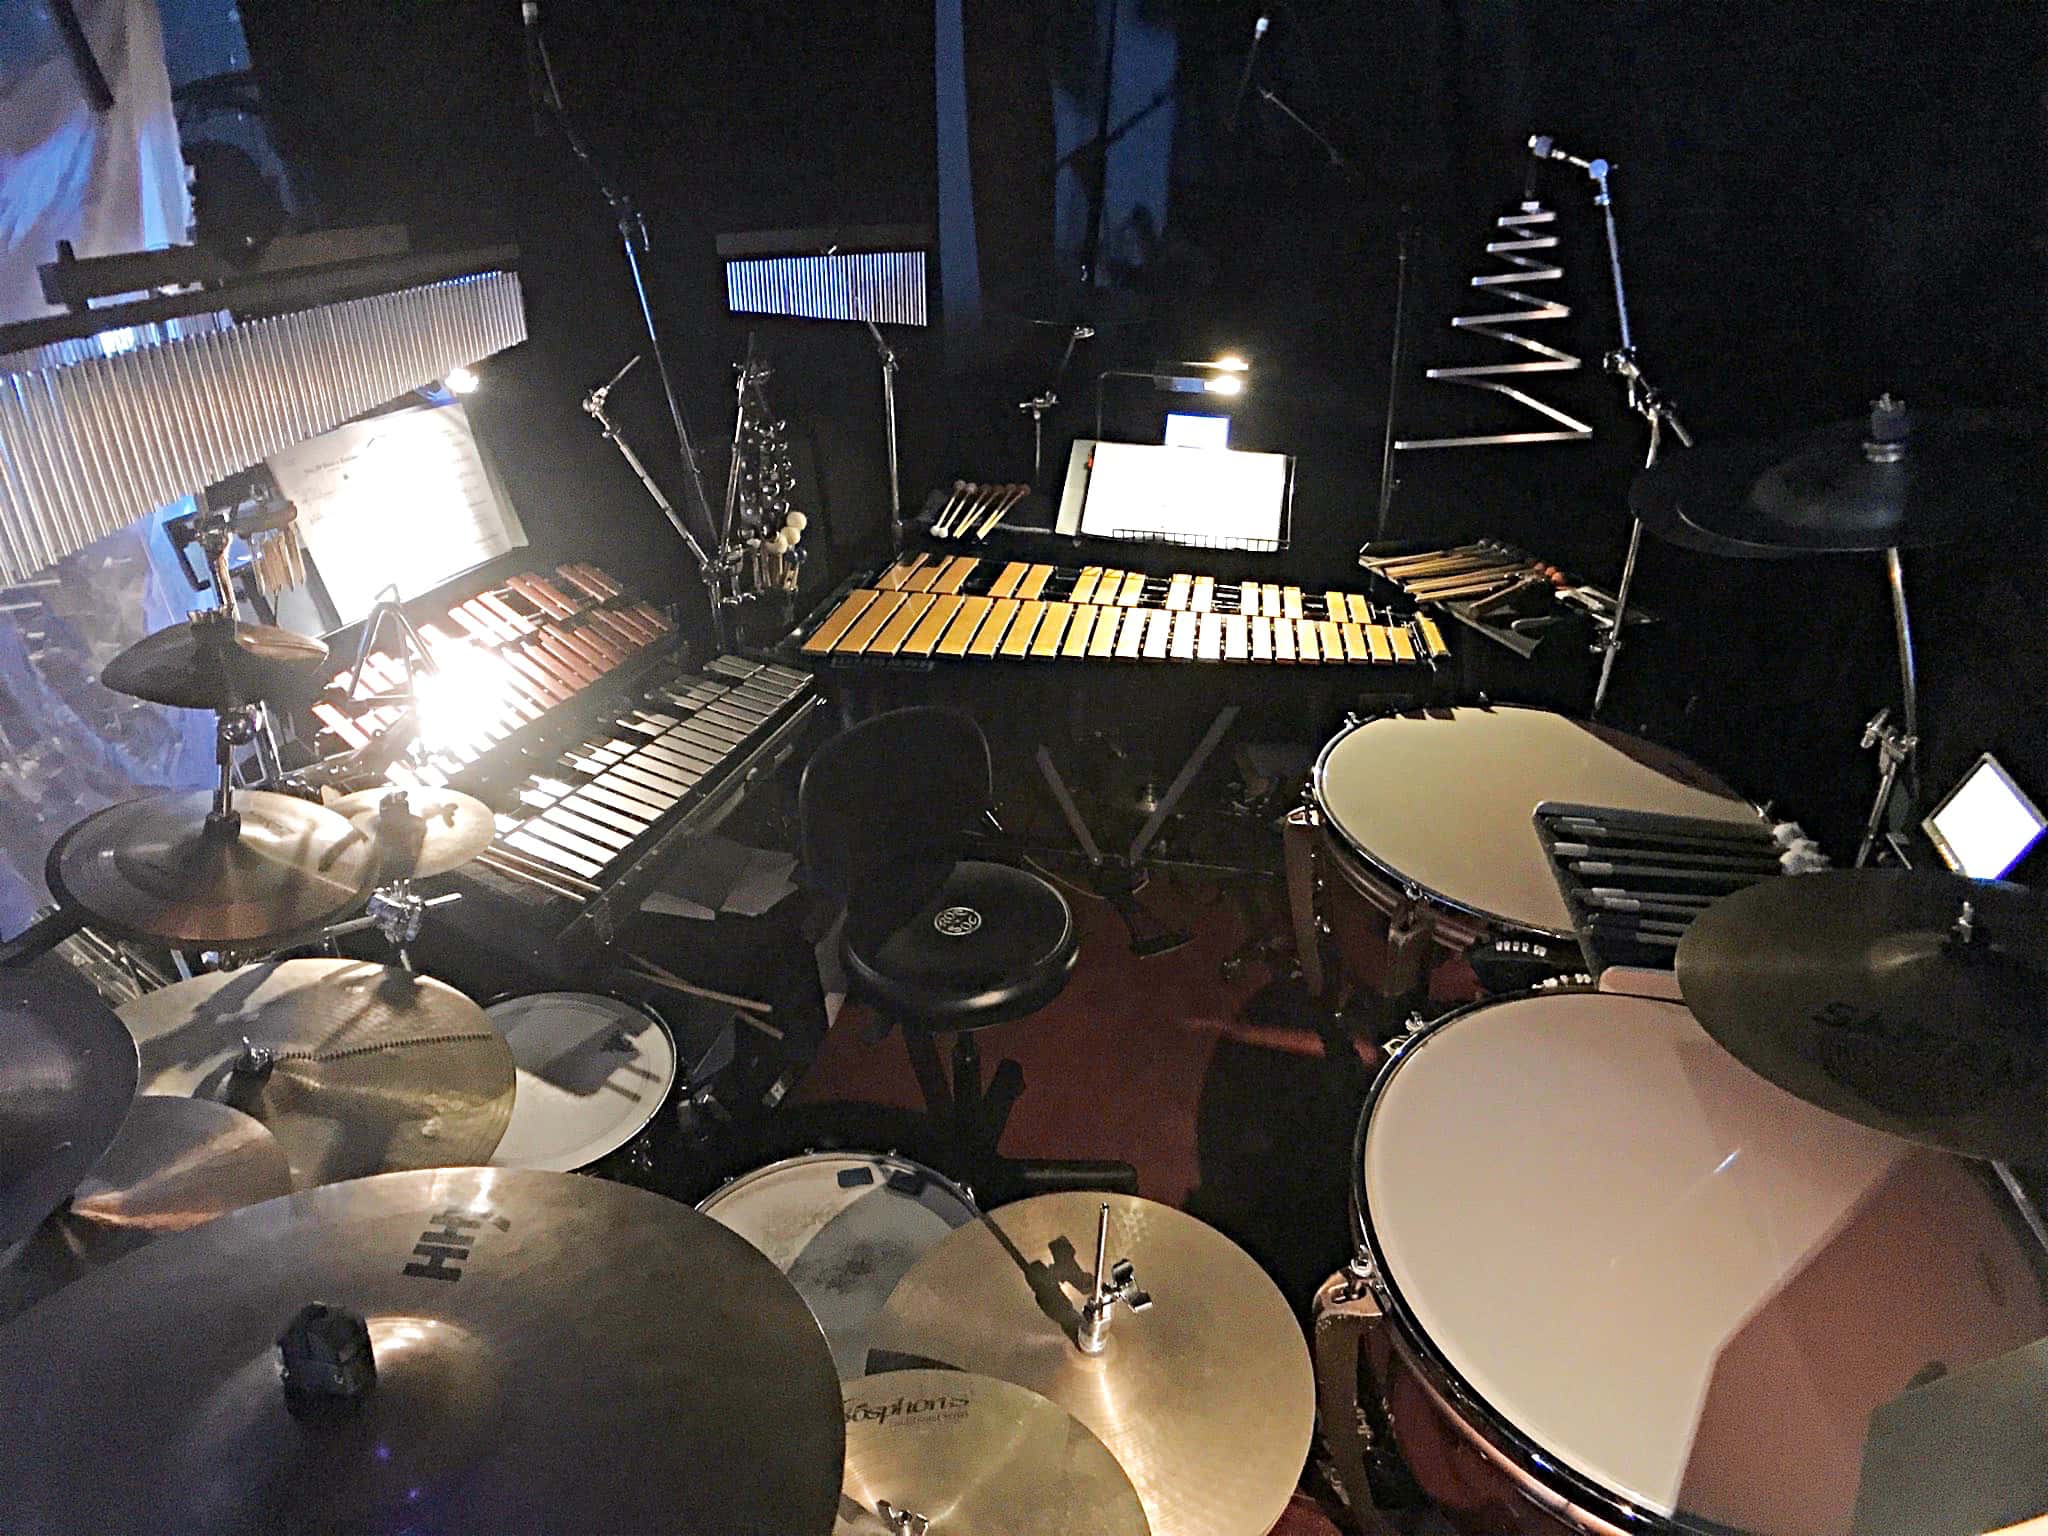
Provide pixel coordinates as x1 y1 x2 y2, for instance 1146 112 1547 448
1856 548 1920 868
1591 516 1645 716
1127 706 1238 865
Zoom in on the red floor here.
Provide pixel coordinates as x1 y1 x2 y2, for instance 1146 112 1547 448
798 873 1351 1536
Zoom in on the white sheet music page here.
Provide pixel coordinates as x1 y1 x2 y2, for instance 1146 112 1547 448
1078 440 1288 548
268 402 526 626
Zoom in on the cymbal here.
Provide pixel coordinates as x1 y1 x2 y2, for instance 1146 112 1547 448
0 960 138 1245
0 1096 290 1325
1675 870 2048 1161
328 786 496 880
837 1370 1150 1536
48 789 376 944
101 614 329 710
0 1167 845 1536
118 958 514 1187
870 1193 1313 1536
1631 404 2048 557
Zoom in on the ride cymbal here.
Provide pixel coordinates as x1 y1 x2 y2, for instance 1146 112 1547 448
118 958 513 1187
0 1096 290 1324
0 960 138 1244
49 790 376 945
1676 870 2048 1161
101 615 328 710
837 1370 1151 1536
0 1167 845 1536
328 786 496 880
1631 403 2048 558
870 1193 1312 1536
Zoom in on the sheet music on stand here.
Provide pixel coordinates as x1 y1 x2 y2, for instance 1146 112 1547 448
266 400 526 630
1056 438 1293 552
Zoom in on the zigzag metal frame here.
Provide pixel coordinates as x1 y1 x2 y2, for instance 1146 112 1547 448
1396 203 1593 450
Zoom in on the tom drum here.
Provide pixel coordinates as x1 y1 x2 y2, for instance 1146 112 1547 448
485 992 679 1175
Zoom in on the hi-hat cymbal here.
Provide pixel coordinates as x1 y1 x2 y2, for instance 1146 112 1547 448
1630 404 2048 558
101 615 329 710
1676 870 2048 1161
0 960 138 1245
0 1167 845 1536
837 1370 1151 1536
48 790 376 944
327 786 496 880
118 958 514 1187
0 1096 290 1324
870 1193 1313 1536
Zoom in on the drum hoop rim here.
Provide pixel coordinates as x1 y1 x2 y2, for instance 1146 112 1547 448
484 989 679 1167
1350 989 1751 1536
1310 705 1764 947
696 1149 980 1219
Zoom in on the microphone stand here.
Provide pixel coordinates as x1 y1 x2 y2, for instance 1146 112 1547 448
1561 154 1691 718
529 15 722 572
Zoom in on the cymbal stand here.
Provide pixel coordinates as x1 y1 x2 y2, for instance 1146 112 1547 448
1017 324 1093 484
862 319 906 551
1573 153 1691 717
1855 541 1924 867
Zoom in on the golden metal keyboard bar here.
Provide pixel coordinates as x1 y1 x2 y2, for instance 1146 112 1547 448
801 555 1449 666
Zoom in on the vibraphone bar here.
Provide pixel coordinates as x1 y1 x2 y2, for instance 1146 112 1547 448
800 555 1448 666
306 562 675 784
475 654 815 896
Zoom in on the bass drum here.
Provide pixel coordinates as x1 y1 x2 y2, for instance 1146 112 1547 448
698 1151 977 1380
1310 705 1763 980
1347 990 2045 1535
484 992 679 1178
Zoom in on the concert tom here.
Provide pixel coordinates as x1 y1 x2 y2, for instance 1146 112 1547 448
1306 704 1762 990
1317 990 2046 1535
484 992 679 1179
697 1151 978 1379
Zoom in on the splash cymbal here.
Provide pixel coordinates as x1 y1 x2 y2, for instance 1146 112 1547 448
48 790 376 945
870 1193 1312 1536
1676 870 2048 1161
0 1096 290 1324
837 1370 1150 1536
101 614 328 710
0 960 138 1245
327 786 495 880
117 958 513 1187
0 1167 845 1535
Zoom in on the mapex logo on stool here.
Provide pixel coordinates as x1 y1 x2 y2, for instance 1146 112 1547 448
933 906 982 937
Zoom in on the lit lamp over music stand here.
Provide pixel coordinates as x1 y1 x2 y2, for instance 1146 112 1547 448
1094 355 1249 441
716 226 932 551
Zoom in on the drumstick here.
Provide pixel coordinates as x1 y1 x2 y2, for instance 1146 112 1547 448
1569 860 1771 883
1582 892 1718 918
623 954 776 1019
974 484 1029 539
1553 814 1779 848
1585 922 1683 949
1550 842 1785 873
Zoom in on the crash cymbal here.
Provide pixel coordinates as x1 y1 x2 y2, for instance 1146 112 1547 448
870 1193 1313 1536
0 1167 844 1536
1676 870 2048 1161
837 1370 1150 1536
101 614 328 710
328 786 495 880
118 958 514 1187
0 1096 290 1324
0 959 138 1245
1630 402 2048 557
48 790 376 944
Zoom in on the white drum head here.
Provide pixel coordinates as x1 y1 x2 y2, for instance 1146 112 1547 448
1316 705 1762 935
1360 991 2045 1535
486 993 677 1172
700 1152 977 1379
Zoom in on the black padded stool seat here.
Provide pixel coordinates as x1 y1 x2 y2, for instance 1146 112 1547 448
844 859 1078 1029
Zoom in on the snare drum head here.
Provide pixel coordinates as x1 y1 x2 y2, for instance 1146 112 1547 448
1359 992 2045 1535
699 1152 978 1379
1315 705 1760 936
486 993 677 1172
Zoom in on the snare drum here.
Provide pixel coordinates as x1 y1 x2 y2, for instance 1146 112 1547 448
1309 706 1763 981
698 1151 977 1380
485 992 678 1174
1342 990 2045 1535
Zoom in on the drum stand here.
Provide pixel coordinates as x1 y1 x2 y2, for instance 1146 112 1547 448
1854 547 1922 867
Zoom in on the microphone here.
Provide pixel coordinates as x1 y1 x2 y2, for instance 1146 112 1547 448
522 1 549 138
1226 15 1271 134
1528 134 1607 177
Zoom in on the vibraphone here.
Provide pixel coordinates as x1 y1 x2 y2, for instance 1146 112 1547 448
800 555 1448 667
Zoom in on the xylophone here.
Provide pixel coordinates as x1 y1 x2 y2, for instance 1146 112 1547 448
800 554 1449 667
